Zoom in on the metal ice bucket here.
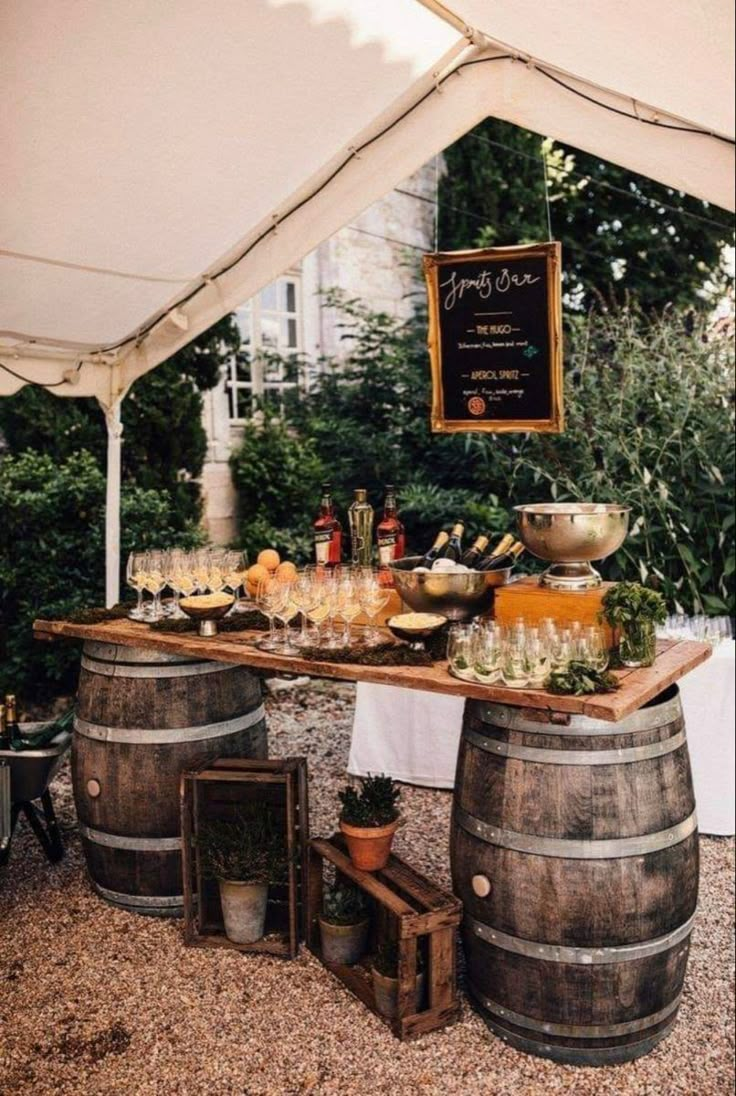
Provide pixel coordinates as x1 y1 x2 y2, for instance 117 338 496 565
515 503 630 590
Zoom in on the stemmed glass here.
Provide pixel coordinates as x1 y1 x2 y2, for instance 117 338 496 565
144 550 166 621
272 575 301 655
126 551 148 620
165 548 190 619
334 574 362 647
255 574 288 651
356 568 391 646
223 551 247 609
292 570 321 647
304 568 333 646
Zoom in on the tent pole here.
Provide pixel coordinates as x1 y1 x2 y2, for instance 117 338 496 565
102 398 124 608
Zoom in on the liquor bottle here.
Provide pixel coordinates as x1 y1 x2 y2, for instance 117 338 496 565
479 541 525 571
419 530 450 567
376 485 406 569
442 522 465 563
348 489 374 566
4 695 21 750
313 482 343 567
0 705 7 751
476 533 515 570
460 534 489 569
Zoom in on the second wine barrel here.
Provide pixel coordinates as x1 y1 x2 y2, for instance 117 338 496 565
451 685 698 1065
73 641 268 916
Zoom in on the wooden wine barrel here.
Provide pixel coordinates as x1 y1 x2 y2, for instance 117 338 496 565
73 642 268 916
451 685 698 1066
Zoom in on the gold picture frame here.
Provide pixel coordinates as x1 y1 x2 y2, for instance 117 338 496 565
424 242 564 434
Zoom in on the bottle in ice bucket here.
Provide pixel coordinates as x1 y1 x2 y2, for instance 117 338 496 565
348 489 374 566
420 530 450 567
313 481 342 567
376 485 406 570
479 540 525 572
442 522 465 563
460 534 489 568
4 695 21 750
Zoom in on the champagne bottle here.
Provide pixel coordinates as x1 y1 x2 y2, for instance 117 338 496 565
460 534 489 569
0 705 8 751
479 541 525 571
476 533 515 570
420 530 450 567
348 489 374 566
443 522 465 563
4 695 21 750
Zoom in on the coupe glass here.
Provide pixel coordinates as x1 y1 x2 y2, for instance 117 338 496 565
126 551 148 619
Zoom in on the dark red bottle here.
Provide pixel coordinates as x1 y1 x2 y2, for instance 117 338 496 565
313 482 342 567
376 485 406 571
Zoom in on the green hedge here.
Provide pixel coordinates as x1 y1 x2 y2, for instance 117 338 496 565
231 298 734 615
0 449 202 698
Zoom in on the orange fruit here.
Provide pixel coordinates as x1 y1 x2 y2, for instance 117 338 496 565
247 563 270 589
276 561 297 580
257 548 281 572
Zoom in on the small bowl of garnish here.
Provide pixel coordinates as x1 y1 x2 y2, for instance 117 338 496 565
179 593 235 636
387 612 447 651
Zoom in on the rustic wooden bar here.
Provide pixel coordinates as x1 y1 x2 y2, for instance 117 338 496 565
33 617 710 722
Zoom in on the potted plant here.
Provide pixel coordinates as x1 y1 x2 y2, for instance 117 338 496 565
338 775 401 871
600 582 667 668
197 808 287 944
319 881 371 965
371 940 426 1020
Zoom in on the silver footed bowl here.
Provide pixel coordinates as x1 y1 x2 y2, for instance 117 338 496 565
389 557 511 622
515 503 630 590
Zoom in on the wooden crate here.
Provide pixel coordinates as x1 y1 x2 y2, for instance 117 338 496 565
180 758 308 958
495 575 615 646
307 834 462 1040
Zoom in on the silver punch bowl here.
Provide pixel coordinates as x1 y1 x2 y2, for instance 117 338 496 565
515 503 630 590
390 557 511 622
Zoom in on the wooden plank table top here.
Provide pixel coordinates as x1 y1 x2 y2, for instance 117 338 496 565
33 615 711 723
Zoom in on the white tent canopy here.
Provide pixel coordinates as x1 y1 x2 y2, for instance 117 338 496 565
1 0 734 601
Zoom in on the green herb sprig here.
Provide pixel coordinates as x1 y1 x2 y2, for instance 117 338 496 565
546 661 620 696
600 582 667 628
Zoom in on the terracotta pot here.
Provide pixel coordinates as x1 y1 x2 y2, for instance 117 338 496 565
218 879 268 943
319 917 370 965
371 966 426 1019
339 817 400 871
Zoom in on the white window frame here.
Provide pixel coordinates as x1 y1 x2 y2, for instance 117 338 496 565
226 272 304 422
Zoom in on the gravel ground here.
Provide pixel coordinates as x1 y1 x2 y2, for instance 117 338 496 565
0 681 733 1096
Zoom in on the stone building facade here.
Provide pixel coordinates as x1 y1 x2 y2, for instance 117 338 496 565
200 161 439 543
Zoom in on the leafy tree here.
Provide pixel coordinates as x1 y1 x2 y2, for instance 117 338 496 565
439 119 734 313
0 315 240 525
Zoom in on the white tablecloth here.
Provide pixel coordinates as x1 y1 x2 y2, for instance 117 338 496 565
348 640 735 836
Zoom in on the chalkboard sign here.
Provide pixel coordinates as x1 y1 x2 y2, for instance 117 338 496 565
424 242 563 433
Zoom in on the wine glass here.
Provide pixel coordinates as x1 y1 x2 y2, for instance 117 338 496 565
144 550 166 621
126 551 148 620
334 574 362 647
223 551 247 608
254 574 288 652
356 568 391 646
304 568 333 648
165 548 189 619
272 575 301 655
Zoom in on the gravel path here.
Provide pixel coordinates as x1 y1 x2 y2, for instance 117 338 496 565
0 682 733 1096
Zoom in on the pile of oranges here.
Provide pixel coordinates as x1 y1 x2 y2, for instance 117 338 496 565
245 550 297 598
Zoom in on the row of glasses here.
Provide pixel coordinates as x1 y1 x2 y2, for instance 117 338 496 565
658 613 733 647
447 618 610 689
252 565 392 654
126 549 247 621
